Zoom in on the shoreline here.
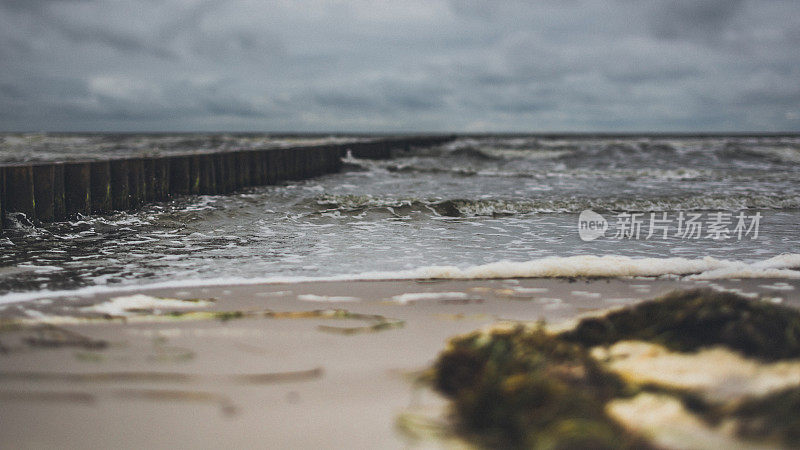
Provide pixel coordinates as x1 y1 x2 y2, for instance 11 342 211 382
1 277 798 448
2 252 799 306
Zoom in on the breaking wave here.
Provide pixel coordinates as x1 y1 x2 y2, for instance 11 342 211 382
311 193 800 217
2 254 797 305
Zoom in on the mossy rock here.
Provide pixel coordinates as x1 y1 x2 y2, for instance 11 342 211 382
560 288 800 361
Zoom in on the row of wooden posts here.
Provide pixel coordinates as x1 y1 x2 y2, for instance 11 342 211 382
0 136 453 228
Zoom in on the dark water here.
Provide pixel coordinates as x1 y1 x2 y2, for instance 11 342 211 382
0 133 361 163
2 134 799 301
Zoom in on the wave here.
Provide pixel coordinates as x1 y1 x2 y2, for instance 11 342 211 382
433 137 800 166
311 194 800 217
344 147 798 183
346 158 716 181
718 143 800 164
2 254 798 305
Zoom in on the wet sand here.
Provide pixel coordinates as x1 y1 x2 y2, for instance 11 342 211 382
1 277 798 448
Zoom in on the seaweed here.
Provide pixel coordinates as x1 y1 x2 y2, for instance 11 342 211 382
433 324 647 449
560 288 800 361
0 307 403 335
74 351 106 362
0 390 96 404
233 367 323 384
432 288 800 448
0 368 323 385
113 388 236 416
733 386 800 446
23 324 108 350
0 371 194 383
213 310 245 322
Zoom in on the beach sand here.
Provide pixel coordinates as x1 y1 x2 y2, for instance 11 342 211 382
1 276 798 448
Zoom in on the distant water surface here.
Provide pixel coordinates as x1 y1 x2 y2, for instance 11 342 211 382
1 134 799 299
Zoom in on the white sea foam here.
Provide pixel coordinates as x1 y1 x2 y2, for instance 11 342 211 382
1 254 798 305
84 294 213 316
390 292 470 304
296 294 360 302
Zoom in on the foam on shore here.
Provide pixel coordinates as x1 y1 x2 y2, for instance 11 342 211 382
1 253 798 305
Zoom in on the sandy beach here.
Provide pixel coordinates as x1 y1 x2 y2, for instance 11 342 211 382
1 277 797 448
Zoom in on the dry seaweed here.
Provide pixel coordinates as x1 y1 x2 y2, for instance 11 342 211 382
395 413 461 444
149 337 195 363
560 288 800 361
233 367 323 384
0 371 194 383
113 388 236 416
23 324 108 350
0 368 323 385
0 308 403 335
0 390 95 404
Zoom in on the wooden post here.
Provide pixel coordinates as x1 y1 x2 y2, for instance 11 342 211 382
226 152 238 191
64 162 91 217
288 148 299 180
312 147 325 176
272 148 285 182
327 145 343 173
53 164 65 220
299 147 311 179
249 150 265 186
32 164 56 222
214 152 233 193
142 158 155 202
169 155 191 195
90 161 112 214
235 151 250 188
189 155 201 195
128 158 145 209
261 150 273 185
198 154 217 194
144 157 170 201
287 148 298 180
265 149 280 184
5 165 36 220
213 154 226 194
0 166 5 228
110 159 130 211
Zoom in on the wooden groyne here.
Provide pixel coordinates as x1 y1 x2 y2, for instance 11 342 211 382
0 135 453 228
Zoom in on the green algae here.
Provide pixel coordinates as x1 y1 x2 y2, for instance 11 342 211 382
560 288 800 361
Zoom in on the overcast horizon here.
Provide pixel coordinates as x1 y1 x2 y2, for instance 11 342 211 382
1 0 799 133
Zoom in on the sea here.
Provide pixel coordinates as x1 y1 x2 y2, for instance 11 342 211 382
1 133 799 303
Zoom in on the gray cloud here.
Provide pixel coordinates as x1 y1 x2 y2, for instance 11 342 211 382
649 0 745 41
0 0 797 132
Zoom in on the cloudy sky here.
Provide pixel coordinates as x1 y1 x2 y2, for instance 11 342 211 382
1 0 798 132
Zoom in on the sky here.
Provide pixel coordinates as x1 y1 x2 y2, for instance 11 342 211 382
1 0 798 132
